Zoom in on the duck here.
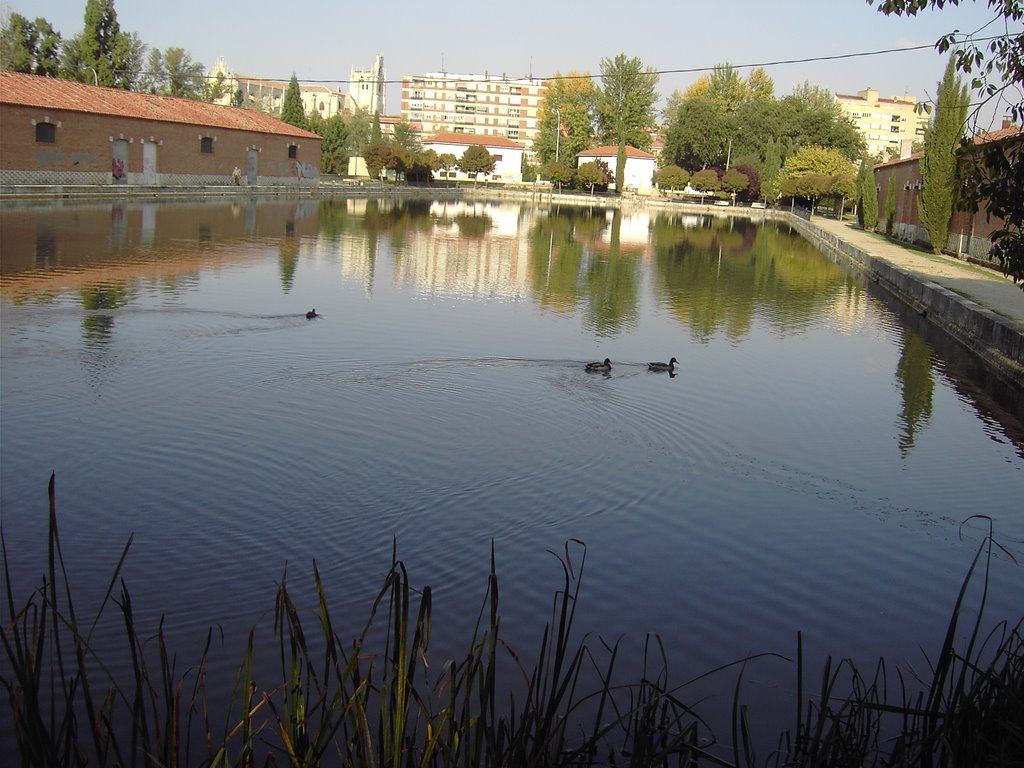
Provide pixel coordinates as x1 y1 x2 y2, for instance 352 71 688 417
306 309 318 319
647 357 678 372
585 358 612 372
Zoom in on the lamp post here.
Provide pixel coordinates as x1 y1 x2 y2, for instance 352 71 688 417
554 108 561 164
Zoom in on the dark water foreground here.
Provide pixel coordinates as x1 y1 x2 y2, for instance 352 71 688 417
1 196 1022 760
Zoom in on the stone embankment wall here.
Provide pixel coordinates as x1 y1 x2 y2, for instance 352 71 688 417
789 216 1024 389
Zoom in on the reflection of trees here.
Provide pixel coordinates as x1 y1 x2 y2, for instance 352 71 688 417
454 212 493 239
318 200 351 240
650 216 850 342
527 214 586 313
278 236 299 293
79 283 128 345
584 210 640 336
895 328 935 458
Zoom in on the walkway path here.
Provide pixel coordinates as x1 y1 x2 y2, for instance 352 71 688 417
810 217 1024 327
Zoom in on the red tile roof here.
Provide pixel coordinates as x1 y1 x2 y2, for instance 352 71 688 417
423 131 524 149
971 124 1023 145
577 145 656 159
0 72 319 140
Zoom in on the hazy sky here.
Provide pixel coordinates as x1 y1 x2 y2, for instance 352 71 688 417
7 0 1021 129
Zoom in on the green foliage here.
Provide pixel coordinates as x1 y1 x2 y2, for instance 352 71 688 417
392 121 420 152
654 164 690 191
0 14 61 76
280 73 308 129
919 57 970 253
722 168 750 196
782 144 856 180
140 46 206 99
72 0 140 88
315 114 349 175
576 160 610 194
370 112 382 143
886 175 898 235
458 145 496 181
858 157 879 230
363 141 394 179
597 53 659 190
346 108 371 157
544 160 574 190
534 71 598 167
661 95 730 171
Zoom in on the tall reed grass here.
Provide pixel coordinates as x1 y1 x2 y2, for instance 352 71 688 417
2 474 1021 766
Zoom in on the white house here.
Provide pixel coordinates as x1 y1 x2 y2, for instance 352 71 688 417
576 145 656 192
422 132 525 182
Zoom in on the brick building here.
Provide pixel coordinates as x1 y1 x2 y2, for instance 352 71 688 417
0 72 321 187
873 123 1022 261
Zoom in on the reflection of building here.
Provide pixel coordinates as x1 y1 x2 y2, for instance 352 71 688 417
835 88 928 160
872 122 1022 260
576 146 657 192
422 132 525 182
401 72 547 154
0 72 321 187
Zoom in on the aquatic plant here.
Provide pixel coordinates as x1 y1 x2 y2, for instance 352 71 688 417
2 476 1021 766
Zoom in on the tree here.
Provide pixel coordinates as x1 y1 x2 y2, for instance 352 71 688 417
596 53 659 191
392 122 420 152
722 168 750 199
782 145 856 180
577 161 610 195
858 157 879 230
458 145 496 183
830 173 858 219
870 0 1024 286
73 0 137 88
370 112 382 143
885 175 898 235
661 94 730 171
534 71 598 167
690 169 721 204
316 114 349 175
1 14 61 76
363 142 394 180
919 57 970 253
544 160 574 191
280 73 307 129
140 47 206 99
437 152 458 179
654 164 690 192
346 108 372 157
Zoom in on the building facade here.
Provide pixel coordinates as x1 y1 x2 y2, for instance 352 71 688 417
350 54 386 115
1 72 321 187
872 123 1021 261
401 73 547 155
421 132 525 182
835 88 929 160
576 146 657 192
209 59 347 120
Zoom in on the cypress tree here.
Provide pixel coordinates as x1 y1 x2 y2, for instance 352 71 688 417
919 57 970 253
280 74 308 129
858 157 878 231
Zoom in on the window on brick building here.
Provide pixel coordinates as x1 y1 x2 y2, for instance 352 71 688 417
35 122 56 143
288 145 297 159
200 136 214 153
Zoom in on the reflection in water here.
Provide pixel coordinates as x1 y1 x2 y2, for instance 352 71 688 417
895 328 936 457
79 283 128 347
279 237 299 293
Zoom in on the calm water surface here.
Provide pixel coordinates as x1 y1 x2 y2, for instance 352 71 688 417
2 196 1022 748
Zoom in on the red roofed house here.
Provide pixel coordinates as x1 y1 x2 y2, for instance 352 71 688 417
872 123 1022 262
421 131 525 182
0 72 321 187
576 146 657 192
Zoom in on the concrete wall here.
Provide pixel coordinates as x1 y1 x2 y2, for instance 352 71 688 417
1 104 320 187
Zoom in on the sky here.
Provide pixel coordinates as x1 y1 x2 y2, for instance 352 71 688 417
7 0 1022 130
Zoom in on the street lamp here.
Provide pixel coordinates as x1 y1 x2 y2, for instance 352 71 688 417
554 108 561 164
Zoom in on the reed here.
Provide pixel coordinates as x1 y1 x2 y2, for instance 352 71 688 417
2 477 1021 767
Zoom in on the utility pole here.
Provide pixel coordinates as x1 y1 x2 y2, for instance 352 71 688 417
555 108 561 163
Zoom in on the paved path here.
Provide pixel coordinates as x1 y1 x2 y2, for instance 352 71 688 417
810 217 1024 328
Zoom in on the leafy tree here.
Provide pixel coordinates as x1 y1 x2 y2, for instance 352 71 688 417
577 161 610 195
544 160 574 191
534 71 598 167
1 14 61 76
732 163 761 201
393 121 420 152
654 164 690 192
596 53 659 191
782 144 856 179
781 173 832 215
458 145 496 182
858 157 879 230
140 47 206 99
363 142 394 180
760 138 785 202
437 152 458 179
780 84 865 161
661 94 730 171
706 63 747 114
722 168 750 199
370 112 382 143
746 67 775 101
346 108 372 157
831 173 858 219
280 73 307 129
919 57 970 253
690 168 721 203
71 0 138 88
203 70 230 103
316 114 349 175
885 175 898 235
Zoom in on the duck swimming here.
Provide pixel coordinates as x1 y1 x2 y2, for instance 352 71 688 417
585 358 612 372
647 357 678 372
306 309 318 319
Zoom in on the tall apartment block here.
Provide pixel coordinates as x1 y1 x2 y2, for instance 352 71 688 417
835 88 929 159
401 73 548 155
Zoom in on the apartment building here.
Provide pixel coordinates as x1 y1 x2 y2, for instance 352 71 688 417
401 73 547 156
835 88 928 160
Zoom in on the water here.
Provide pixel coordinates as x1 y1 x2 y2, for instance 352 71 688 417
2 196 1022 752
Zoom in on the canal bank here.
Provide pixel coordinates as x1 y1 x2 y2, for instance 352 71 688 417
789 215 1024 390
